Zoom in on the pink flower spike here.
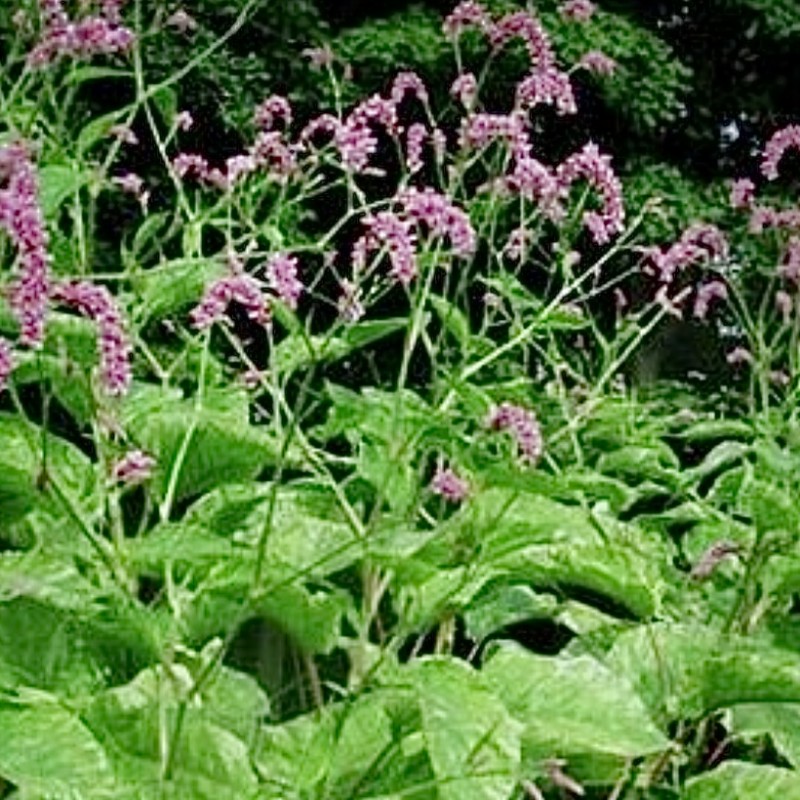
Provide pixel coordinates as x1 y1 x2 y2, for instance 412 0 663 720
405 123 427 174
761 125 800 181
490 11 555 71
486 402 543 464
726 347 753 366
516 69 578 115
254 95 293 131
693 280 728 320
266 252 303 310
557 142 625 244
190 273 270 329
399 186 476 257
51 280 132 396
579 50 617 76
450 72 478 109
559 0 597 21
730 177 755 209
0 144 51 348
431 462 470 502
113 449 155 486
0 338 14 393
390 71 429 107
443 1 491 39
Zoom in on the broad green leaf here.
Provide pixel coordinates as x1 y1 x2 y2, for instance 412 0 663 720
409 658 521 800
463 583 559 642
0 597 156 697
483 643 668 768
132 258 227 323
607 624 800 721
122 384 291 503
733 704 800 768
429 295 472 347
684 761 800 799
273 318 406 377
0 413 97 529
38 164 94 219
474 490 667 618
84 663 261 798
77 107 128 155
0 692 115 795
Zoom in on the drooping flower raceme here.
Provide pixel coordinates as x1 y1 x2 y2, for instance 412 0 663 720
190 273 270 329
490 10 556 71
266 252 304 310
486 402 543 464
560 0 597 21
354 212 419 286
431 463 470 502
442 0 492 39
399 187 477 257
29 0 134 67
578 50 617 76
516 68 577 115
644 223 729 284
0 144 51 348
761 125 800 181
556 142 625 245
0 338 13 393
113 449 155 486
51 281 132 396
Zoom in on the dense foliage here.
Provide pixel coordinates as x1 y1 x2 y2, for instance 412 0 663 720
2 1 800 798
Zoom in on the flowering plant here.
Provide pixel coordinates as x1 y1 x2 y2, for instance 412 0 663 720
0 2 800 799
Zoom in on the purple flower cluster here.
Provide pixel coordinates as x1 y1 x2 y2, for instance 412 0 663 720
578 50 617 76
0 338 13 393
431 463 470 502
52 281 132 396
779 237 800 284
730 177 756 210
391 72 429 108
330 95 398 172
400 187 477 257
354 212 419 286
113 449 155 486
405 123 428 174
693 280 728 320
560 0 597 21
190 273 270 329
459 112 528 152
450 73 478 109
556 142 625 244
173 131 295 189
29 0 134 68
442 1 492 39
761 125 800 181
266 252 304 310
644 223 728 284
254 95 293 131
516 69 577 116
0 144 51 348
748 205 800 234
490 11 555 71
486 402 543 464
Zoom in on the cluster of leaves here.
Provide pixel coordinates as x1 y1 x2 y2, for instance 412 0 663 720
1 2 800 800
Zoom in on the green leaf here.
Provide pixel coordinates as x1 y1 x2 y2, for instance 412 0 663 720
83 663 261 798
122 384 291 504
463 583 559 642
273 318 406 377
483 643 668 767
0 691 115 795
732 704 800 768
607 624 800 722
38 164 94 219
409 658 521 800
429 295 472 348
0 413 97 529
132 258 227 323
684 762 800 799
